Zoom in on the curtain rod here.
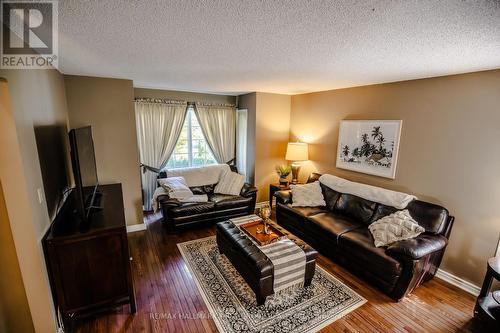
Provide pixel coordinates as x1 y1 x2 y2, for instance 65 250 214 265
194 101 236 108
134 97 235 108
134 98 186 105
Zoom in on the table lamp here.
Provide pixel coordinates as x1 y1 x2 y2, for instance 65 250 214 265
285 142 309 184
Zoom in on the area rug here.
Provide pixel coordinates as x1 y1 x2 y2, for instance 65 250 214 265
177 236 366 333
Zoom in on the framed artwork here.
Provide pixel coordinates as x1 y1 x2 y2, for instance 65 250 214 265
336 120 402 179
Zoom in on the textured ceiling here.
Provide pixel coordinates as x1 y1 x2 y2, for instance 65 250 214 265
59 1 500 95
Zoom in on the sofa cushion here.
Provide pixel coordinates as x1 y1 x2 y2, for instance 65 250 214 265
370 203 399 223
406 200 449 235
283 204 328 217
290 181 326 207
320 183 341 211
169 202 215 218
215 170 246 195
338 228 402 283
368 210 425 247
276 205 337 255
209 194 253 211
190 184 216 195
334 193 377 224
307 212 363 240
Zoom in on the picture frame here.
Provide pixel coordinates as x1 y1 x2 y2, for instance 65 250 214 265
336 120 402 179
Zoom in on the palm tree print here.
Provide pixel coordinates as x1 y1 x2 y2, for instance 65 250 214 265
340 125 395 169
342 145 350 159
377 134 386 150
353 147 360 158
371 126 381 141
361 133 369 144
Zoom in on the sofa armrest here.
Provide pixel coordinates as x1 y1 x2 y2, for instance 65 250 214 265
240 183 258 198
157 194 182 208
386 234 448 260
274 190 292 205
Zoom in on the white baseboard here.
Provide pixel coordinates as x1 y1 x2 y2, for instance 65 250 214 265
435 269 480 296
126 223 147 233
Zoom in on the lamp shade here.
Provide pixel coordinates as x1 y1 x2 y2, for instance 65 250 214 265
285 142 309 161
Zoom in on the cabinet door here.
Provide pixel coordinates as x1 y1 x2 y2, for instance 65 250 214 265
55 232 129 310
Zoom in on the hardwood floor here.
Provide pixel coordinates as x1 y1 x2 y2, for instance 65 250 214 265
75 212 487 333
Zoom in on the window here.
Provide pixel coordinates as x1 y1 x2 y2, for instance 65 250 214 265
165 107 217 169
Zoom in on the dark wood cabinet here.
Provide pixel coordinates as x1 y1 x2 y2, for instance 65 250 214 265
43 184 136 331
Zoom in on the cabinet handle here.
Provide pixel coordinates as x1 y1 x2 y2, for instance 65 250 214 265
130 257 133 261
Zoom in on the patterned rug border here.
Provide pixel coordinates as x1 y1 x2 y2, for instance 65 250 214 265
177 236 367 333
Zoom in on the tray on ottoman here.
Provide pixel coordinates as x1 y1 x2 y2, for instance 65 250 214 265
240 219 287 246
216 217 318 305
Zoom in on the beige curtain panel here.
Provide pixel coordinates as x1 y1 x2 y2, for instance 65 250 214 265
135 100 188 210
194 103 236 164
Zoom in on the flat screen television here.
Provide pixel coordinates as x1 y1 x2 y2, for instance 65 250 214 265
69 126 99 221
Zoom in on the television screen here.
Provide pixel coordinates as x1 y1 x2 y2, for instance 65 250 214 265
34 124 71 221
73 127 98 187
69 126 99 220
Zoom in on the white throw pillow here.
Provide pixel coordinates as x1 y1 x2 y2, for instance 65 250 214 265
158 176 193 199
214 170 245 196
368 210 425 247
290 181 326 207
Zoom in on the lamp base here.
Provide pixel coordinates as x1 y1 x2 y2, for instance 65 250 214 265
291 163 301 184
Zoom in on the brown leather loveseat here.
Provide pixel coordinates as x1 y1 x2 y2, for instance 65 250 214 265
157 168 257 231
274 173 454 301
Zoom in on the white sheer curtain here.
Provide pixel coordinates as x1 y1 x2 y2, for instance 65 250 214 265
194 103 236 164
135 100 187 210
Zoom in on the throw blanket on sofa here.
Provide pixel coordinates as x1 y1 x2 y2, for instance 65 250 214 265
166 164 230 187
319 174 417 209
151 187 208 212
158 177 193 199
230 215 307 294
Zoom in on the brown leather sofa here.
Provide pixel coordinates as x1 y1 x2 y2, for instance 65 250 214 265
157 172 257 231
274 173 454 301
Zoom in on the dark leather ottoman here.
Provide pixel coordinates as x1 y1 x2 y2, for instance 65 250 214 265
216 219 318 305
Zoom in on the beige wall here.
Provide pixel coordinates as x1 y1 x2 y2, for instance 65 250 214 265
0 70 68 332
135 87 236 105
65 75 143 226
254 93 291 202
238 92 291 202
0 181 35 333
290 69 500 286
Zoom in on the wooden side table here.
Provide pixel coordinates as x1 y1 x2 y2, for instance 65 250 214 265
474 257 500 329
269 183 304 208
269 184 289 208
